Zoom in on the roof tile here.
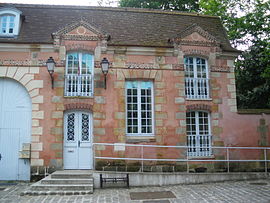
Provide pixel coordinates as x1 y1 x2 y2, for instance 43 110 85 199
0 3 237 52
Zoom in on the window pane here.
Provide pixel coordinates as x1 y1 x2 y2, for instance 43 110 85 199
81 53 93 74
66 53 79 74
141 97 145 103
133 112 138 117
126 81 153 135
128 119 132 125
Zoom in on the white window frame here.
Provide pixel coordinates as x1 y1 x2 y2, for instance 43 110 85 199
64 52 94 97
0 8 21 37
125 81 154 137
184 57 210 99
186 111 212 157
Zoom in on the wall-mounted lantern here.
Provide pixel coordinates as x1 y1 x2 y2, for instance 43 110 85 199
46 57 56 89
100 57 110 89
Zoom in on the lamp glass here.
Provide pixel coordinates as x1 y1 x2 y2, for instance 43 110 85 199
101 58 109 74
46 57 55 73
101 63 109 73
47 63 54 73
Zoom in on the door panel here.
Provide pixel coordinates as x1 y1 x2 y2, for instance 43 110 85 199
0 78 31 180
0 129 20 180
64 111 92 169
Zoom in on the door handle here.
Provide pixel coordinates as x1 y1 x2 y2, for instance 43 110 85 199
78 141 80 147
0 153 2 161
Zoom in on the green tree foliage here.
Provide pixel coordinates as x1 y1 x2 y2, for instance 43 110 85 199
200 0 270 46
235 40 270 109
200 0 270 109
119 0 199 12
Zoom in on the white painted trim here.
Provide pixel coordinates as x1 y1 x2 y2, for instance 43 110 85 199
64 52 94 97
185 57 210 99
0 8 22 37
125 81 154 137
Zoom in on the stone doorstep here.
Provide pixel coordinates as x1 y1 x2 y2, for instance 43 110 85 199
21 170 94 196
31 183 93 191
41 176 93 185
51 170 93 179
51 174 93 179
20 190 93 196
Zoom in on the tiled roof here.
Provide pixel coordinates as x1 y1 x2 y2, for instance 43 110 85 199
0 3 237 52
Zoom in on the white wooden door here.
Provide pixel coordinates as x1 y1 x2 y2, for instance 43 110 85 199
0 129 20 180
0 78 31 180
64 111 92 169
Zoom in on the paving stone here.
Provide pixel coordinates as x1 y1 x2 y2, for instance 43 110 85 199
1 179 270 202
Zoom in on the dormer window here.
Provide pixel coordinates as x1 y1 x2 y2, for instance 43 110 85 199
0 8 22 37
1 15 15 34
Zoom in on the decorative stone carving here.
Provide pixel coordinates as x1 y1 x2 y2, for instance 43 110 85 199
125 62 156 69
52 18 110 48
183 49 210 58
178 24 218 42
172 64 184 71
187 104 212 112
169 24 220 47
64 103 93 111
211 66 230 72
65 44 95 52
0 59 63 66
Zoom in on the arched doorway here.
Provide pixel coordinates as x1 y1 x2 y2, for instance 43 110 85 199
0 78 31 180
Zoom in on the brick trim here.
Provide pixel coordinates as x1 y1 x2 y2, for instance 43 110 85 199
64 103 93 111
186 104 212 112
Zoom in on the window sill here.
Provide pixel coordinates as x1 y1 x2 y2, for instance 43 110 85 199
64 96 94 99
126 135 156 143
0 34 17 38
187 155 215 159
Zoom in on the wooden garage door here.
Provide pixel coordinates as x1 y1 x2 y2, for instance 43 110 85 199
0 78 31 180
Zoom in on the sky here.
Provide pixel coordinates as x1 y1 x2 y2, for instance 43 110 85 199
2 0 119 7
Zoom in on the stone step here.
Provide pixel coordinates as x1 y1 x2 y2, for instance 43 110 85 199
50 171 92 179
31 184 93 191
41 178 93 185
23 170 94 196
21 190 93 196
51 174 92 179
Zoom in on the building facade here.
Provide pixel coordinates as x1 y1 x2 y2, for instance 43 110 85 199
0 3 269 180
